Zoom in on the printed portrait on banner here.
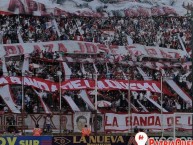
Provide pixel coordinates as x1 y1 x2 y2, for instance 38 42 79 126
74 112 91 132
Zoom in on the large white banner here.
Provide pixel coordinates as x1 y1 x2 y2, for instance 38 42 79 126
0 0 178 17
0 40 186 59
0 77 172 95
105 113 192 132
0 0 99 16
0 114 73 130
1 113 191 132
73 112 91 132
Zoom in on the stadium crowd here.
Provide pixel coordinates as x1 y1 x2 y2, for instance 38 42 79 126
0 14 192 114
0 15 191 51
0 52 191 114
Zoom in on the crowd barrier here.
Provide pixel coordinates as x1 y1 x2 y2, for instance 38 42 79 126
0 136 192 145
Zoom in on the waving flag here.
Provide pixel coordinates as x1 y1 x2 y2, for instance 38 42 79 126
163 6 177 15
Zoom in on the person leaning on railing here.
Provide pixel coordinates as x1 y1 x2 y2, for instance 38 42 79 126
81 125 91 136
33 124 42 136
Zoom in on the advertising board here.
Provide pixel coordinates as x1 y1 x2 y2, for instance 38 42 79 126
52 136 193 145
0 136 52 145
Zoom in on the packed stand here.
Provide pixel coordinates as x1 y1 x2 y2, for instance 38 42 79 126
0 50 192 113
0 14 192 114
0 15 191 53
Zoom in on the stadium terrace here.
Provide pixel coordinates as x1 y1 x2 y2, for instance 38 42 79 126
0 0 192 138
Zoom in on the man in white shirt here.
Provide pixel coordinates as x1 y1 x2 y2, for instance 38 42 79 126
139 92 143 102
45 114 52 132
132 91 138 106
25 94 30 105
33 105 38 113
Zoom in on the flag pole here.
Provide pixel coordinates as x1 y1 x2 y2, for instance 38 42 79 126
21 73 25 135
57 70 62 134
59 73 62 134
161 75 164 137
94 73 98 135
95 73 98 110
127 75 131 134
